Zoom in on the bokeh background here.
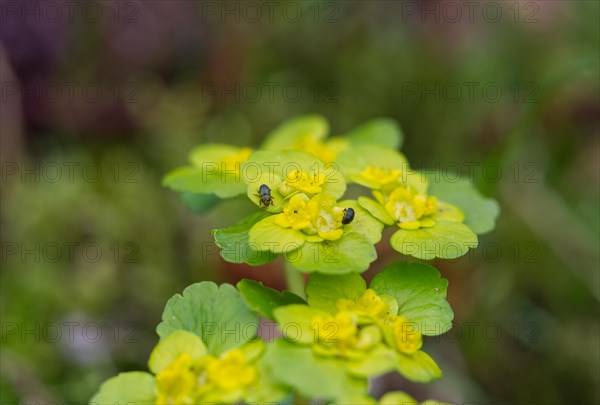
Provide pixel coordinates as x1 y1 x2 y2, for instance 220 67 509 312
1 0 599 403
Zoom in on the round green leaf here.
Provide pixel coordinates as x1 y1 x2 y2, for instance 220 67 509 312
89 372 155 405
289 232 377 274
262 115 329 151
357 196 395 225
339 200 385 243
272 304 328 344
425 173 500 234
248 215 306 254
346 345 400 377
433 202 465 222
180 191 221 213
162 166 246 198
262 339 368 401
237 279 306 320
396 350 442 383
344 118 403 149
156 282 259 355
213 212 278 265
148 330 207 374
389 221 478 260
246 358 291 403
306 273 367 313
370 262 453 335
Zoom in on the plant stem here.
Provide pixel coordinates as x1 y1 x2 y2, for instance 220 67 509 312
284 261 306 298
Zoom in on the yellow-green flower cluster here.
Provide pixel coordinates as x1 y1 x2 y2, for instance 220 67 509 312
151 331 267 405
311 289 425 360
100 114 502 405
276 193 347 241
154 344 258 404
375 185 444 229
273 287 440 383
231 149 382 274
91 329 282 405
341 144 462 232
338 144 479 259
166 115 497 262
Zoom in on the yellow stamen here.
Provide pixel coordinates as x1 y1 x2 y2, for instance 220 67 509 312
384 186 438 230
306 194 345 241
275 194 312 230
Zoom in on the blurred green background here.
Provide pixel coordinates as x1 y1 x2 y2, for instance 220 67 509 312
1 1 598 403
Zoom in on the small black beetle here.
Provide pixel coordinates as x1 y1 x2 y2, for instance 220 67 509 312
257 184 273 208
342 208 355 225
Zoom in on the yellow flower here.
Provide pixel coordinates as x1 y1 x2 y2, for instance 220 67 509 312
152 334 260 404
280 169 326 196
337 289 391 320
384 186 438 230
358 166 402 188
221 147 253 173
274 193 346 241
311 311 381 359
155 353 198 405
387 316 423 355
205 349 257 391
312 311 359 356
306 193 345 241
313 311 358 345
275 194 312 230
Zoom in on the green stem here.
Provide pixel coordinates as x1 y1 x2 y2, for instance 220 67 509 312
284 261 306 298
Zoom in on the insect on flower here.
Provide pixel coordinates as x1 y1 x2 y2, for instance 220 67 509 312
257 184 274 208
342 208 355 225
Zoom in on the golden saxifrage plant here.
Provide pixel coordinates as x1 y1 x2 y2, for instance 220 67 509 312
90 115 499 404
